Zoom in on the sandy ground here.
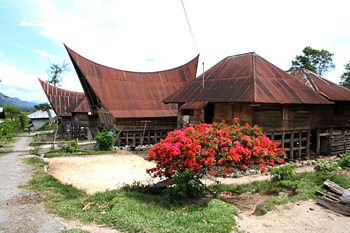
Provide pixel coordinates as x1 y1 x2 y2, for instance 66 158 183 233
44 150 350 233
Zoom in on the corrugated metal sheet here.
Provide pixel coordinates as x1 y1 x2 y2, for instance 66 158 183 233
180 101 208 109
65 44 199 118
27 110 56 119
287 69 350 101
164 52 333 105
39 79 91 116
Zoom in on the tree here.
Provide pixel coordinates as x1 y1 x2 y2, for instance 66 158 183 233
4 106 20 121
46 60 70 87
34 102 52 110
290 46 335 76
340 61 350 89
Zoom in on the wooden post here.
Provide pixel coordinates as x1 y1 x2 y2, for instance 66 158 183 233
126 132 129 146
298 132 302 160
147 131 150 145
328 128 333 155
140 121 151 146
37 133 40 141
75 137 78 149
282 131 285 148
316 128 320 157
132 132 136 146
290 131 294 160
53 125 58 150
271 131 275 141
306 129 310 158
344 141 347 154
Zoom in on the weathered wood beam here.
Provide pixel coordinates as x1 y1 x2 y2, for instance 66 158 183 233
316 196 350 216
324 179 347 195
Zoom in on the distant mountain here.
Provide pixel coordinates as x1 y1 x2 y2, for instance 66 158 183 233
0 92 39 111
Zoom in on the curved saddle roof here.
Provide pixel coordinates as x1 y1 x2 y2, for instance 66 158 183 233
65 44 199 118
39 78 91 117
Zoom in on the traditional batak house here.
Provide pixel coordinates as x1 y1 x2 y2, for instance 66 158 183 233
39 79 93 138
288 69 350 155
64 44 199 146
163 52 335 160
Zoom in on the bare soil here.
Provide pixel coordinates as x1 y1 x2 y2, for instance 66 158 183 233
45 150 350 233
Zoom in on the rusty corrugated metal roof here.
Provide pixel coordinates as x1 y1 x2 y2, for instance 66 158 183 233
64 44 199 118
164 52 333 105
27 110 56 119
180 101 208 109
39 79 91 117
287 69 350 101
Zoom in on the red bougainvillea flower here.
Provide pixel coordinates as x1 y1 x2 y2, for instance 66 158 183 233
145 119 286 178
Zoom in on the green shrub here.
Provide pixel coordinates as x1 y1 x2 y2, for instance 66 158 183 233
339 154 350 168
270 165 297 182
163 170 207 202
96 131 116 151
59 141 78 153
38 122 56 131
314 159 338 172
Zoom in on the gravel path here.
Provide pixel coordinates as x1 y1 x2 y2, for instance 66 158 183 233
0 135 66 233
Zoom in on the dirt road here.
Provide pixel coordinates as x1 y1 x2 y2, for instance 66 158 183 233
0 135 65 233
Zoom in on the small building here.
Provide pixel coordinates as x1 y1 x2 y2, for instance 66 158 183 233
163 52 335 160
27 110 56 130
65 44 199 146
39 79 93 138
288 68 350 155
0 107 6 119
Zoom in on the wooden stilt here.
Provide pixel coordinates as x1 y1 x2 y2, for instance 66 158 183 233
298 132 302 159
328 128 333 155
316 128 320 157
306 129 310 158
290 131 294 160
282 131 285 148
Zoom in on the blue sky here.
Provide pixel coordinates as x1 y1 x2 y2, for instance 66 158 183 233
0 0 350 104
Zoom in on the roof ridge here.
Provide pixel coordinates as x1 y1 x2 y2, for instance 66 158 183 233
64 44 200 74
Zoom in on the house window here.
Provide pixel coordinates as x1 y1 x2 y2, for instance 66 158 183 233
334 102 344 116
181 109 194 116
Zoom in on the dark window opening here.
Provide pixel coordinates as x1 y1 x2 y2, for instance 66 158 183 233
181 109 194 116
334 102 344 116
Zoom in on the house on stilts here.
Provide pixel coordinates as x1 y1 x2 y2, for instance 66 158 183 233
64 44 199 146
163 52 340 160
287 68 350 155
39 79 93 139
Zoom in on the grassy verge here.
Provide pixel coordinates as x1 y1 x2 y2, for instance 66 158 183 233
43 149 118 158
211 171 350 213
0 148 13 156
22 156 240 233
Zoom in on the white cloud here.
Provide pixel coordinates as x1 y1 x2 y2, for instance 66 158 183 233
19 21 36 27
15 0 350 88
34 50 55 60
0 62 47 102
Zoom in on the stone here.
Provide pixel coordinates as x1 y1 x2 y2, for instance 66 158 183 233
244 170 250 176
302 161 308 166
249 169 256 175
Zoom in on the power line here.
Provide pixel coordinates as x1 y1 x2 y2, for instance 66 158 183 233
181 0 200 55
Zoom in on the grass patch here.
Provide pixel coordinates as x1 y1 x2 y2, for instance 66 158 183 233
44 149 118 158
0 149 13 156
210 171 350 214
22 156 240 233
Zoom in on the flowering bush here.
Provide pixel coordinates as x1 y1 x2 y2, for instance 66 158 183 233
145 119 286 179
